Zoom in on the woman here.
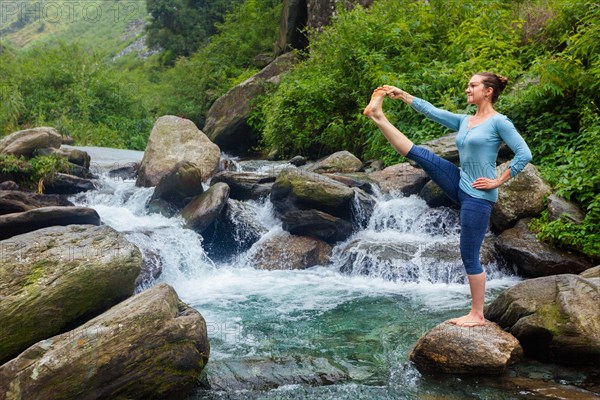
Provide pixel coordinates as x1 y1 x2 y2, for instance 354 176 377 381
363 72 532 327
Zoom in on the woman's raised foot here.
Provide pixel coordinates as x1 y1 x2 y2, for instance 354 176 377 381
363 88 387 120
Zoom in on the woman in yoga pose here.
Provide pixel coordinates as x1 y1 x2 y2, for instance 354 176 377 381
364 72 532 327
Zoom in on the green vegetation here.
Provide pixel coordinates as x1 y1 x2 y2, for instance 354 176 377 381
145 0 243 64
0 0 147 55
156 0 282 125
0 43 154 149
0 153 72 191
251 0 599 259
0 0 597 259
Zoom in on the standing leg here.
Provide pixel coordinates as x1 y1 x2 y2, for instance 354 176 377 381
450 190 493 326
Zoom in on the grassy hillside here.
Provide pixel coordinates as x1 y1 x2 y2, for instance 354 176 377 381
0 0 147 55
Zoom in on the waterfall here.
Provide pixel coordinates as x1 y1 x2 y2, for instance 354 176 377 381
66 147 522 397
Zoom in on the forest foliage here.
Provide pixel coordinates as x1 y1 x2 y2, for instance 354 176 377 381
0 0 598 258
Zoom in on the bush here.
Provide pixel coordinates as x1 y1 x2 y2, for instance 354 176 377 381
256 0 524 162
158 0 281 127
0 43 153 150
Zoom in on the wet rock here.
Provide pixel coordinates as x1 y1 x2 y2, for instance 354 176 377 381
137 116 220 187
0 225 141 364
368 163 429 195
482 375 600 399
0 206 100 240
496 219 594 277
492 163 551 232
271 168 355 219
43 173 96 195
210 171 275 201
419 180 456 208
485 274 600 365
0 190 73 215
203 199 268 262
247 231 332 270
149 161 205 211
281 209 354 243
338 236 500 283
108 162 139 180
203 356 348 391
0 127 62 157
359 159 384 173
0 181 19 190
324 173 375 194
135 248 164 288
289 155 307 166
204 52 298 155
547 193 585 224
182 182 230 234
0 284 209 400
409 321 523 374
580 265 600 279
306 151 363 174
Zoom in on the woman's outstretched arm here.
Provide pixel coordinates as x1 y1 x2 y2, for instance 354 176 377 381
383 85 465 132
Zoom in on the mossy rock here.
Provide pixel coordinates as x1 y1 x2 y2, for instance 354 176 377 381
0 284 209 399
485 274 600 365
0 225 142 364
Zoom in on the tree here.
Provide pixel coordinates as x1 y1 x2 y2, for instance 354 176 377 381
145 0 243 64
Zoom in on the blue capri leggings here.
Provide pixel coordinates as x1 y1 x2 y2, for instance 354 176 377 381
406 145 493 275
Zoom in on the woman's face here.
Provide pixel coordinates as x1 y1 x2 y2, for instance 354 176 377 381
465 75 491 104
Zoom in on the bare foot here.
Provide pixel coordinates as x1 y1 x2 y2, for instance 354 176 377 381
363 88 387 120
449 312 486 327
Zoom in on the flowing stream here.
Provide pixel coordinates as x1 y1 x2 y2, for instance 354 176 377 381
67 147 594 400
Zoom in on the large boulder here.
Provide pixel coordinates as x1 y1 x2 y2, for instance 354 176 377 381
0 225 142 364
181 182 230 234
547 193 585 224
270 168 356 219
492 163 552 231
0 127 62 157
409 321 523 374
0 284 210 400
485 274 600 365
0 206 101 240
149 161 205 212
368 163 428 195
0 190 73 215
496 219 594 277
204 52 298 155
306 151 363 174
246 231 332 270
280 209 354 243
210 171 276 201
137 116 220 187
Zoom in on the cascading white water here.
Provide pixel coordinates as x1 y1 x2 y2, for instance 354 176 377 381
68 147 523 398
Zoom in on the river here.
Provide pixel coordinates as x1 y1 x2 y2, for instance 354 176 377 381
67 147 596 400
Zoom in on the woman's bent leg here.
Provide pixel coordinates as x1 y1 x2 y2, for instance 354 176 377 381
405 146 461 205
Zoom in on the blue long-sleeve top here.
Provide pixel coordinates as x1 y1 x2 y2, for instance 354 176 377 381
411 97 532 203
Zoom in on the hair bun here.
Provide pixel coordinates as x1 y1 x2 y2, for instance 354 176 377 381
497 75 508 91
